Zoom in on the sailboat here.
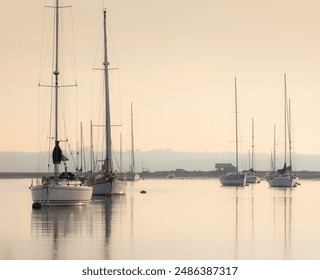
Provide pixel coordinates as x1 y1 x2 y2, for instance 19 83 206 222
219 77 246 187
30 0 93 207
265 125 278 180
126 102 140 181
268 74 298 188
246 118 260 184
92 10 126 195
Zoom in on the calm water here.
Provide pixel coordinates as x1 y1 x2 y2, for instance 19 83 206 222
1 177 320 260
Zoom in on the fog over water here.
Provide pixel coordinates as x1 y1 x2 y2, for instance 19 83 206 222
0 150 319 172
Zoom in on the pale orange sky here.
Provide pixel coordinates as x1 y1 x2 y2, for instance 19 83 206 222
1 0 320 158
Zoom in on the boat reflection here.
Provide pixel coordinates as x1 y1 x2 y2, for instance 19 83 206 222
273 188 293 259
232 185 293 259
31 195 126 259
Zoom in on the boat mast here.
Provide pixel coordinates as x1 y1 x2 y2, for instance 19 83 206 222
288 99 292 174
80 122 84 172
53 0 60 177
120 133 123 174
273 124 276 172
103 9 112 173
234 77 239 172
251 117 254 171
90 120 94 172
130 102 136 173
284 74 287 167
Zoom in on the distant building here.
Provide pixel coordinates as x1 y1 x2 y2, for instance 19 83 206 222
175 169 184 173
215 163 236 172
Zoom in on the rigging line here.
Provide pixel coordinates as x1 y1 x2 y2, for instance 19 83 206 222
37 1 55 174
59 8 77 80
39 84 77 88
58 32 78 160
93 20 103 75
91 65 95 120
46 9 56 174
70 1 78 81
39 1 56 85
97 70 105 126
107 17 120 68
39 87 50 173
106 17 123 126
91 21 103 119
37 86 41 176
61 5 79 142
117 70 123 129
61 88 78 166
67 139 77 170
91 60 104 122
38 2 47 85
82 128 87 173
38 6 51 172
48 87 54 173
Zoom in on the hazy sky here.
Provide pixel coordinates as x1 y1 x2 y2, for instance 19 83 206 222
1 0 320 161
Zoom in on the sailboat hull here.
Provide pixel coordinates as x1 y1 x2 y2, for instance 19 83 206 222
112 180 127 194
30 180 92 206
246 175 260 184
268 175 296 188
92 179 126 195
219 172 246 187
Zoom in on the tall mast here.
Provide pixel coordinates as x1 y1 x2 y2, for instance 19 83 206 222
288 99 292 174
90 120 93 172
80 122 84 172
53 0 60 177
284 73 287 166
120 133 123 174
251 117 254 171
234 77 239 172
273 124 276 172
130 102 136 173
103 9 112 172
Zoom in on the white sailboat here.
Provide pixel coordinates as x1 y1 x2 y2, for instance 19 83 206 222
268 74 298 188
92 10 126 195
126 102 140 181
246 118 260 184
30 0 93 207
219 77 246 187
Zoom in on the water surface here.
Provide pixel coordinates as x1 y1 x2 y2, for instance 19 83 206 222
1 178 320 260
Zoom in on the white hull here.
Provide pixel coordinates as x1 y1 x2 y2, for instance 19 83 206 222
219 172 246 187
92 179 126 195
125 173 140 181
268 175 296 188
31 179 92 206
112 180 127 194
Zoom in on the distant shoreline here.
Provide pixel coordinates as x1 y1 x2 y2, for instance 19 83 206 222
1 170 320 180
140 170 320 180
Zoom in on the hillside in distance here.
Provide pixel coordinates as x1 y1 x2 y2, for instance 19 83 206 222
0 149 319 173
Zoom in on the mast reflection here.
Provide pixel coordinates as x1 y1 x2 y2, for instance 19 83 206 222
30 195 126 259
273 188 293 259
